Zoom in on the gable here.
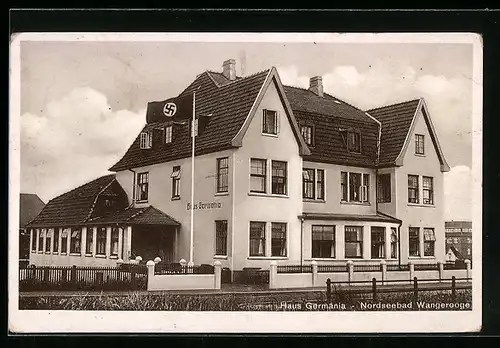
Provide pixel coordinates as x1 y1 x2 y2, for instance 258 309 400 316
231 68 310 156
395 100 450 172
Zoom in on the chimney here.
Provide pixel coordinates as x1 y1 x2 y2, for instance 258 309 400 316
222 59 236 81
309 76 323 97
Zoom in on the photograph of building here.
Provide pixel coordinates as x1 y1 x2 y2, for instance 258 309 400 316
26 57 450 276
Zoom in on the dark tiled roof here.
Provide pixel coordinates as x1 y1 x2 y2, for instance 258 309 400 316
367 99 420 166
445 221 472 229
27 175 121 227
110 70 270 172
300 212 402 223
449 245 466 260
19 194 45 228
284 86 380 167
89 206 180 226
206 71 242 86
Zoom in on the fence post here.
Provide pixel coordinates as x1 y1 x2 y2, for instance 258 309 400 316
347 260 354 285
326 278 331 302
131 264 137 290
71 265 77 290
408 261 415 284
311 260 318 287
437 261 444 283
146 260 155 291
413 277 418 304
465 259 471 281
269 261 277 289
372 278 377 301
451 276 456 301
214 260 222 290
380 260 386 285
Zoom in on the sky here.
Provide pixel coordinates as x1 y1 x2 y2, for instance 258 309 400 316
18 38 475 220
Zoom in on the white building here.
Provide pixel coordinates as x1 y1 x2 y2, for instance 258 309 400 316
28 59 450 279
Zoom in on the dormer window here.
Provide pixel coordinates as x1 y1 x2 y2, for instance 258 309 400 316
165 125 173 144
139 131 152 149
340 128 361 153
301 125 313 145
262 109 278 135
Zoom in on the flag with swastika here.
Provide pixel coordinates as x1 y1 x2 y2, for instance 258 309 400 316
146 92 194 124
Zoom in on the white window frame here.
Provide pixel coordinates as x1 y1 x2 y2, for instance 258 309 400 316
262 109 279 136
139 131 152 149
303 168 325 201
341 171 370 203
415 133 425 155
165 125 173 144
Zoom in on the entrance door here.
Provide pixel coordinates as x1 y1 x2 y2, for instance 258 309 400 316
131 225 174 263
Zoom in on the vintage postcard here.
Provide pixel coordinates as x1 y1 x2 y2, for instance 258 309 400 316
9 32 482 333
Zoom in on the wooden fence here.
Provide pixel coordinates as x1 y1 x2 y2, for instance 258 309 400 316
325 276 472 302
19 264 148 291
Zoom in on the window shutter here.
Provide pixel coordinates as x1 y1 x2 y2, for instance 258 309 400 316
276 111 280 134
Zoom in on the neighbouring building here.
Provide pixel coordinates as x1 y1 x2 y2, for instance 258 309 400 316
19 193 45 261
445 221 472 262
27 59 450 277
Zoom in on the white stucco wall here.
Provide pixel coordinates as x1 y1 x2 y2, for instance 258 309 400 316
302 162 377 215
115 149 235 268
395 108 446 264
232 80 303 270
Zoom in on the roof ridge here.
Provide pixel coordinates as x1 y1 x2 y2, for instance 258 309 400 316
49 174 116 203
367 98 421 112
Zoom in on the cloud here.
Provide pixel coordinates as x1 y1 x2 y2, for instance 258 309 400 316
21 87 145 202
444 165 472 221
276 65 309 89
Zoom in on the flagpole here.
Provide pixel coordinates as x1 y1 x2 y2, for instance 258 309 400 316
189 91 195 266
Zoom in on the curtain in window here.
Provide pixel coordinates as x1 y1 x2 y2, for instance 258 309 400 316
249 222 265 256
250 159 266 193
271 223 287 257
345 226 363 258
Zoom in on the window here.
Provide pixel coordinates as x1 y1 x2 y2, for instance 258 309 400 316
31 230 36 252
171 166 181 199
61 228 69 254
301 125 313 145
342 172 370 203
316 169 325 200
377 174 391 203
249 222 266 256
345 226 363 258
262 109 278 135
111 227 119 256
423 176 434 205
86 227 94 254
216 157 229 193
137 172 149 202
409 227 420 257
341 172 348 201
165 125 173 144
312 225 335 259
96 227 107 256
423 228 436 257
53 229 59 253
453 238 458 244
70 228 81 254
390 228 398 259
467 238 471 244
341 129 361 153
408 175 419 203
38 229 44 252
250 159 267 193
215 220 228 256
271 161 287 195
447 238 452 244
271 223 287 257
45 228 53 253
415 134 425 155
139 131 152 149
371 227 385 259
303 168 315 199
